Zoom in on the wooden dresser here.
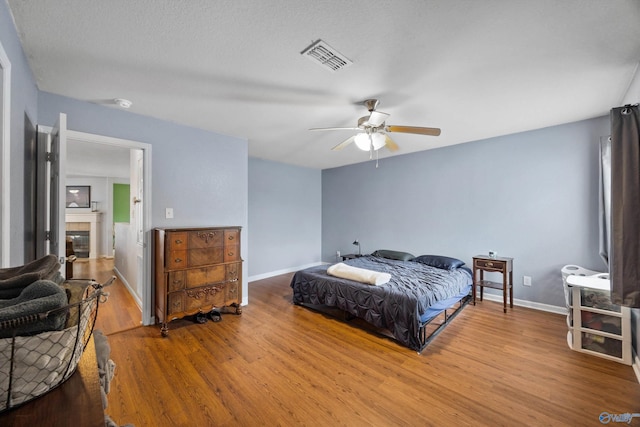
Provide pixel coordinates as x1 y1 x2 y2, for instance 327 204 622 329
154 226 242 336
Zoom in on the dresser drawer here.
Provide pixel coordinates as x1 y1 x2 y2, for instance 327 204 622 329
224 245 240 262
184 286 225 311
189 229 224 249
167 271 186 292
226 263 240 282
225 281 240 303
166 250 188 269
167 292 185 316
224 229 239 245
167 232 188 251
189 247 224 266
474 258 506 271
185 264 226 288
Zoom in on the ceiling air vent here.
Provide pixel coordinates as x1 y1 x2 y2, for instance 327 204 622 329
301 40 353 72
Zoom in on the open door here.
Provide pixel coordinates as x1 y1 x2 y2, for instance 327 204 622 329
43 113 67 270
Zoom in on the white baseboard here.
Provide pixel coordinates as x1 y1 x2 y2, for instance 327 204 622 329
112 266 142 309
479 293 566 315
248 262 325 283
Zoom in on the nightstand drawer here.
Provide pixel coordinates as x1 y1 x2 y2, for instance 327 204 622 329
474 258 506 271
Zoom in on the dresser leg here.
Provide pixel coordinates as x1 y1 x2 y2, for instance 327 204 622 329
231 303 242 315
161 323 169 337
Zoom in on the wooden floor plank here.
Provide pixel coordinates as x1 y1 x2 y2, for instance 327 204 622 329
91 266 640 427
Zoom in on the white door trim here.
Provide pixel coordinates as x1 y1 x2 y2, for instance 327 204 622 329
0 40 11 267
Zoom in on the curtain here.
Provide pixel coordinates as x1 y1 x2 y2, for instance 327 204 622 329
610 104 640 307
598 136 611 266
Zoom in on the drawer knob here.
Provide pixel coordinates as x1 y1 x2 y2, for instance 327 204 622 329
228 235 235 241
486 262 493 267
174 258 183 263
173 279 181 284
175 239 182 244
228 252 234 257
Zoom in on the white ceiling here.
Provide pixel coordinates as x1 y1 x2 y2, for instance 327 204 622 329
66 139 130 179
8 0 640 169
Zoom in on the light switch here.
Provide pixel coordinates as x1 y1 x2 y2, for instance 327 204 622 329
165 208 174 219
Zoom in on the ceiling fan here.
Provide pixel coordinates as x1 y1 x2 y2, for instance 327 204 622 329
310 99 441 153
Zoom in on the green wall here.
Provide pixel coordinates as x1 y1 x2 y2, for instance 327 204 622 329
113 184 130 223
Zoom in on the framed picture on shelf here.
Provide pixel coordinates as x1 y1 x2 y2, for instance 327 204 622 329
66 186 90 208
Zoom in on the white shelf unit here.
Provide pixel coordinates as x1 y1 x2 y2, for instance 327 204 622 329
561 265 631 365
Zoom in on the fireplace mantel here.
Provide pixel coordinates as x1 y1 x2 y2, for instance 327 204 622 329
65 212 102 259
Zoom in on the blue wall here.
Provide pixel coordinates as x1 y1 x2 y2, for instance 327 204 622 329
248 157 321 279
37 91 249 303
1 0 39 265
322 117 610 309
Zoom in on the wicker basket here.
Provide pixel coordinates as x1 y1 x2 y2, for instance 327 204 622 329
0 278 111 413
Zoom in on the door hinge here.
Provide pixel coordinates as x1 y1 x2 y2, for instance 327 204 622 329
45 231 51 241
45 152 54 162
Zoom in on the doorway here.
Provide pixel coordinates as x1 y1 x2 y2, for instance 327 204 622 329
41 125 153 326
66 132 152 326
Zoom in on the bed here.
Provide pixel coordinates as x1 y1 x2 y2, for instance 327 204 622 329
290 252 472 352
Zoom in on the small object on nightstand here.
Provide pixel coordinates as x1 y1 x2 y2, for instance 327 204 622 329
472 255 513 313
352 239 361 256
341 253 362 261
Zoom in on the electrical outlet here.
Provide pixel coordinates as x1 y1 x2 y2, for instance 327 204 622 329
523 275 532 286
165 208 174 219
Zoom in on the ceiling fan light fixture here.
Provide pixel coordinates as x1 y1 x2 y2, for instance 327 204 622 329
354 133 385 151
354 133 369 151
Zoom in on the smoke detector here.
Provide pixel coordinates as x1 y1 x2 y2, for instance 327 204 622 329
114 98 132 109
301 40 353 72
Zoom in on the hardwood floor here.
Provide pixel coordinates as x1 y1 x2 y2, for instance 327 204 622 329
73 258 141 336
97 272 640 427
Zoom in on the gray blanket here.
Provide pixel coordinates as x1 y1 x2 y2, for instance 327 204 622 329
291 256 471 350
0 255 61 299
0 280 68 338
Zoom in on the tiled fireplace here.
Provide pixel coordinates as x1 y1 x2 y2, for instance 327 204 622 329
65 212 102 259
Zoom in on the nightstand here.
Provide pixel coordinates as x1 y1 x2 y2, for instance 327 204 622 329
472 255 513 313
341 254 363 261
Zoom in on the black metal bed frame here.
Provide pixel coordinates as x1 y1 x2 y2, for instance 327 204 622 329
415 293 472 353
297 292 472 354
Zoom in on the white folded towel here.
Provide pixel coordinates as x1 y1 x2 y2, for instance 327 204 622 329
327 262 391 286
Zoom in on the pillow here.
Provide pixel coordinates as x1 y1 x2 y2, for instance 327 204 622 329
327 263 391 286
371 249 415 262
412 255 465 270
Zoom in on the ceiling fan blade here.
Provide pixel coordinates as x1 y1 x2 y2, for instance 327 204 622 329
367 110 390 127
384 134 399 152
385 125 441 136
331 135 355 151
310 127 360 131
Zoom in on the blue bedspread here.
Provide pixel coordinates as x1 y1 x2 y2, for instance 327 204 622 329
290 255 472 351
